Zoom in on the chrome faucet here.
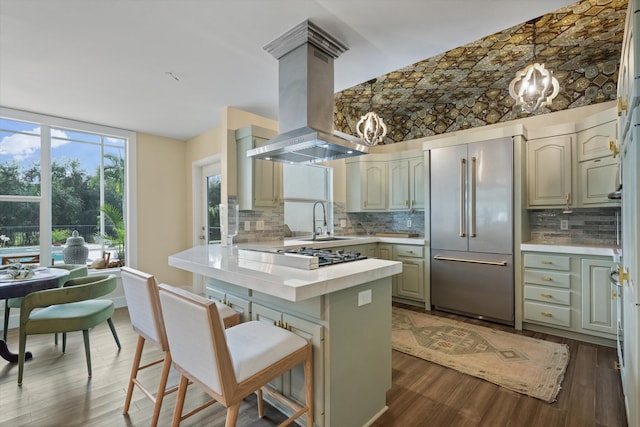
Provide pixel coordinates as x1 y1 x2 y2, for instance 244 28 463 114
312 201 327 240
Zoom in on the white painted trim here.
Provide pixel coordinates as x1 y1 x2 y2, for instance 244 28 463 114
191 155 221 294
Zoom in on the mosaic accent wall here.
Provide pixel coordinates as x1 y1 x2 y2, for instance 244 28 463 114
335 0 627 143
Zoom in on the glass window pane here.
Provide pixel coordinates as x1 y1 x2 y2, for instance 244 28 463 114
0 119 41 196
0 201 41 260
207 174 221 243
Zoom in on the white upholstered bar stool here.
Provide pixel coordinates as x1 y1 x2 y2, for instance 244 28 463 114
158 283 313 427
120 267 240 426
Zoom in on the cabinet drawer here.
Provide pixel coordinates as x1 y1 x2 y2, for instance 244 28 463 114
523 253 570 271
523 269 571 288
524 301 571 327
395 245 423 258
524 285 571 306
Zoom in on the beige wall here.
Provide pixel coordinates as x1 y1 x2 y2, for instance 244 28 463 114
136 132 189 286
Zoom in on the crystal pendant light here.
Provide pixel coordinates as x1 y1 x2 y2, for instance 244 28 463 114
356 79 387 146
509 18 559 114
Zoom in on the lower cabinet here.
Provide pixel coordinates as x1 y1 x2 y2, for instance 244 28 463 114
379 243 425 302
252 303 324 425
207 281 325 426
522 252 616 341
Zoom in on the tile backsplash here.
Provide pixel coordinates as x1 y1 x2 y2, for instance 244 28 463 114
528 207 620 246
333 202 425 237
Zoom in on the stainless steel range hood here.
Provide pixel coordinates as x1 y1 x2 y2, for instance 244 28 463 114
247 20 369 164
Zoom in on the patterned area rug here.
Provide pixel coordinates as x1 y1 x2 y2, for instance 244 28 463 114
392 307 570 402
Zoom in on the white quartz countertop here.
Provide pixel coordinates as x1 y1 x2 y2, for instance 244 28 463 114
521 242 619 257
282 235 425 247
168 243 403 302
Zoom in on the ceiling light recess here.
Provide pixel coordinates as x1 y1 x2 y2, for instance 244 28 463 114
509 18 559 114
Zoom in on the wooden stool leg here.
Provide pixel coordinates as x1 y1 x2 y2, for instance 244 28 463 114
225 404 240 427
172 375 189 427
123 336 145 414
257 389 264 417
304 349 314 426
151 352 172 427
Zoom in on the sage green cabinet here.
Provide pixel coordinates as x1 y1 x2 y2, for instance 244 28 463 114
252 303 325 427
378 243 424 302
388 157 424 211
346 161 387 211
575 111 620 206
235 125 281 209
526 136 572 207
581 258 616 335
522 251 616 340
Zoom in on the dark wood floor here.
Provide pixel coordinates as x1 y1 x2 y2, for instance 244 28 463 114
0 306 627 427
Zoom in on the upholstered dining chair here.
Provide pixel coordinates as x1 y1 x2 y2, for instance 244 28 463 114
17 274 120 385
3 264 88 341
158 283 313 427
120 267 240 427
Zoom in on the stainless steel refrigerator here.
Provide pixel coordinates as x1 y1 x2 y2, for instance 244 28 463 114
430 137 514 324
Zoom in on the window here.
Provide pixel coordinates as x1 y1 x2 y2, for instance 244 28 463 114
283 163 333 237
0 108 135 268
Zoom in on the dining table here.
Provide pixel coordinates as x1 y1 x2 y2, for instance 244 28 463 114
0 267 70 363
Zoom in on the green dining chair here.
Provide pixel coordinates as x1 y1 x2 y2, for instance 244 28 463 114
3 264 88 341
17 274 121 385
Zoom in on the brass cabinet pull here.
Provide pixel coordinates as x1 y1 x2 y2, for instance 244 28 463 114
541 312 553 317
609 140 620 158
618 97 629 116
540 293 553 298
541 260 553 265
541 277 553 281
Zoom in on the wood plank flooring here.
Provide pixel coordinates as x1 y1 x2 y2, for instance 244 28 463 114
0 306 627 427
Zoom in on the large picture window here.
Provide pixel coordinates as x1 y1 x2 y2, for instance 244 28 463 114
0 108 135 269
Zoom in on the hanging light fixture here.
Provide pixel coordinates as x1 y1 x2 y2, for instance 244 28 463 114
356 79 387 146
509 17 559 114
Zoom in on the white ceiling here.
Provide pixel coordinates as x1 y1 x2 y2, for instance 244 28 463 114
0 0 577 140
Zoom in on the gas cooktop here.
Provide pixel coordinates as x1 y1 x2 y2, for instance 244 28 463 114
277 247 367 267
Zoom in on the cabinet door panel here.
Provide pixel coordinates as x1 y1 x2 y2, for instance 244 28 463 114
527 136 572 207
409 157 425 210
581 258 616 335
362 162 387 210
283 314 324 425
388 160 409 210
578 157 619 205
577 120 617 161
395 258 424 301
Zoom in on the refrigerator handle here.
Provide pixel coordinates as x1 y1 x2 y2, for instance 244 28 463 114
459 158 466 237
470 156 476 238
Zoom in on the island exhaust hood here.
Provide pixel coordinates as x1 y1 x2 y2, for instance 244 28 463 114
247 20 369 164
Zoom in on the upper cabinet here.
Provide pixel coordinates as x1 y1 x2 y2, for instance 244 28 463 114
346 151 424 212
526 107 619 208
235 125 281 210
389 157 424 210
346 161 387 211
527 135 573 208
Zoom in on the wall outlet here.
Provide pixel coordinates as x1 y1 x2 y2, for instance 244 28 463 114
256 220 264 231
244 221 251 231
340 219 347 228
358 289 372 306
406 219 412 228
560 219 569 230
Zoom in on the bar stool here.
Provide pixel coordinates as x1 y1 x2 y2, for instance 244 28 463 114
120 267 239 426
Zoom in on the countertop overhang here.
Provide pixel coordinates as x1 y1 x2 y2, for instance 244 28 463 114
169 242 403 302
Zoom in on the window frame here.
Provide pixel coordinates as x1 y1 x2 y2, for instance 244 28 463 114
0 107 137 269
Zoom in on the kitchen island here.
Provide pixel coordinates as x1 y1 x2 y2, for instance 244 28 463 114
168 243 402 427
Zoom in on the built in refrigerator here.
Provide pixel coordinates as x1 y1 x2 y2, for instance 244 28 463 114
430 136 514 324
